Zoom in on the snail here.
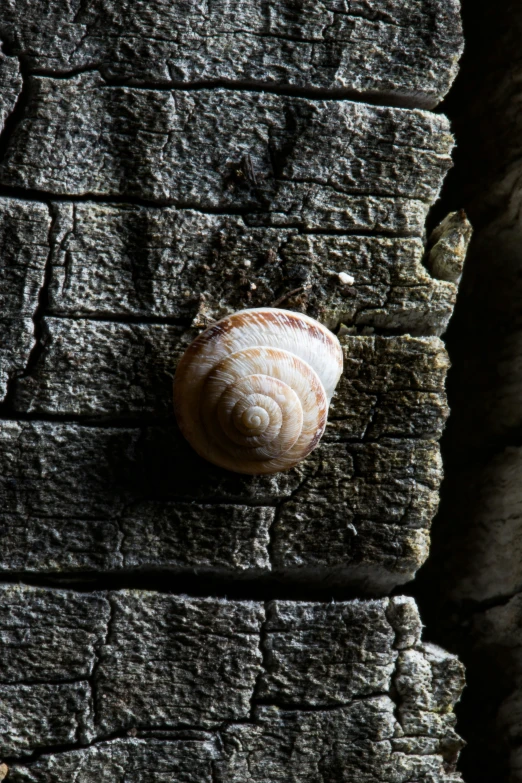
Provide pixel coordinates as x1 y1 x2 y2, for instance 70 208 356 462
173 308 343 475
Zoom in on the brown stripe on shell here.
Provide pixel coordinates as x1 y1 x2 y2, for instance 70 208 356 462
180 318 235 358
305 421 327 456
183 309 340 369
250 308 333 346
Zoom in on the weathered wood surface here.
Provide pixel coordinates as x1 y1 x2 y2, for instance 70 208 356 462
0 586 465 782
0 200 49 399
0 77 453 224
44 202 459 334
0 49 21 126
14 324 449 429
0 0 467 779
0 0 462 106
0 425 441 588
0 192 463 409
0 187 465 590
0 331 448 589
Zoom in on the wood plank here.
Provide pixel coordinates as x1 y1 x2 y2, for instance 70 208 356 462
2 323 449 590
0 195 467 410
13 320 449 432
5 326 449 592
0 77 453 237
0 0 463 106
0 419 441 590
46 202 461 335
0 0 467 777
0 587 465 783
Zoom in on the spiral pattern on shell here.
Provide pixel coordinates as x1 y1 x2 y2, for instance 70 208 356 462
173 308 343 475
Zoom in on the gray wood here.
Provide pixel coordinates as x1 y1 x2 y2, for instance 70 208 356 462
0 333 448 589
0 418 441 590
45 202 459 335
0 197 452 589
0 0 467 778
0 0 463 107
7 740 219 783
0 49 21 126
0 199 49 398
0 586 464 783
0 77 453 235
0 684 93 758
13 322 449 428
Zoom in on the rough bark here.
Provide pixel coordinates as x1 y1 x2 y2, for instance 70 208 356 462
0 0 467 779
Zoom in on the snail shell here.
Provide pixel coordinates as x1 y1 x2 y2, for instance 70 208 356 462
173 308 343 475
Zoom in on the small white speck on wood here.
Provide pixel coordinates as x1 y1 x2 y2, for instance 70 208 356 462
339 271 355 286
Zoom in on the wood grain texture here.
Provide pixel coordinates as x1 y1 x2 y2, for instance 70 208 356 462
13 323 449 426
0 199 49 398
0 77 453 235
0 195 466 419
0 0 462 106
0 49 22 126
0 332 448 589
0 419 441 590
0 587 465 783
43 202 460 335
0 0 467 778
